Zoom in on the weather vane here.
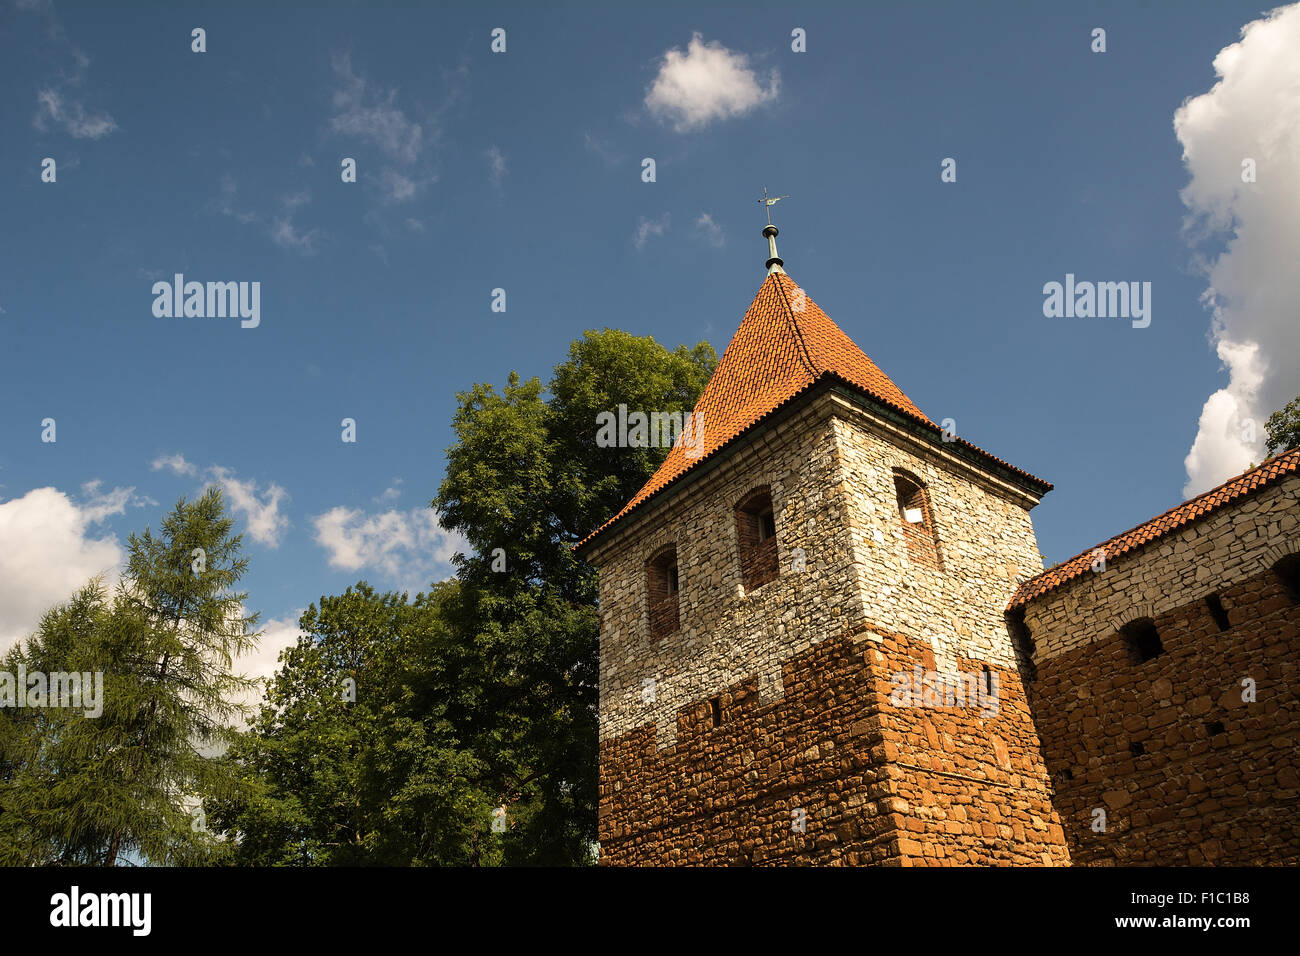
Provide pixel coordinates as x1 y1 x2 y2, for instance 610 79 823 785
756 186 789 227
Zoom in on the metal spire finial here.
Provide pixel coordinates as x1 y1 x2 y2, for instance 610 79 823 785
756 186 789 227
756 186 789 272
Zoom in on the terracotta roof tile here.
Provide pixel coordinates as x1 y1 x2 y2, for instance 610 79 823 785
578 271 1047 551
1007 448 1300 610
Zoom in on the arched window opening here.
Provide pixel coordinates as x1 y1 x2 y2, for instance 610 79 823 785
736 487 779 591
1274 554 1300 603
647 546 680 640
1120 617 1163 664
893 470 943 570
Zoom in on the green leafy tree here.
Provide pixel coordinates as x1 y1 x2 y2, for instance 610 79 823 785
210 582 497 865
1265 395 1300 456
0 488 259 865
211 328 714 866
434 329 716 864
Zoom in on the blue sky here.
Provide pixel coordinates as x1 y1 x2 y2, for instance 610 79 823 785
3 1 1298 668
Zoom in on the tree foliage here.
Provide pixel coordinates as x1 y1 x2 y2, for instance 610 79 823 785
1265 394 1300 456
209 582 497 865
216 328 715 865
0 488 259 865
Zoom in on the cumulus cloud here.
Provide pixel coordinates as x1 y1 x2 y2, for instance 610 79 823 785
151 453 198 477
0 486 129 651
208 467 290 548
1176 3 1300 495
230 610 305 726
153 455 290 547
645 33 779 132
695 212 725 247
634 213 670 250
313 505 465 593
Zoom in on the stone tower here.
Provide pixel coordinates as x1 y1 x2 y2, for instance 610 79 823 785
577 225 1071 866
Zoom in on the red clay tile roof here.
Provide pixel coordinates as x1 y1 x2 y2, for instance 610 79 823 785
578 271 1047 552
1008 447 1300 609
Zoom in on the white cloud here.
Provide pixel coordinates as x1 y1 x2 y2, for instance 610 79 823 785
645 33 779 132
634 213 670 251
208 467 290 548
20 2 117 141
77 480 138 523
0 487 127 652
325 53 465 209
1176 3 1300 495
313 505 464 593
405 217 426 233
378 168 421 203
695 212 725 247
486 145 507 187
330 52 424 164
270 216 323 255
151 453 198 477
34 87 116 139
267 191 323 254
231 610 305 727
374 479 403 503
153 456 290 547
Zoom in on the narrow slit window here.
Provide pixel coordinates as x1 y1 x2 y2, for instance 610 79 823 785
1006 608 1037 685
709 696 722 728
1205 593 1230 632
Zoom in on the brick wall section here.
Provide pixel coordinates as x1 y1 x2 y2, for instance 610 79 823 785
1020 473 1300 865
598 624 1069 865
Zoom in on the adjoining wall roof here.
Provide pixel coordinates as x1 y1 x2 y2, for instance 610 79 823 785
577 270 1050 552
1008 447 1300 610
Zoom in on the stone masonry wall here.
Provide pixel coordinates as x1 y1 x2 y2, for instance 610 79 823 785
591 394 867 752
1020 474 1300 864
591 389 1070 865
